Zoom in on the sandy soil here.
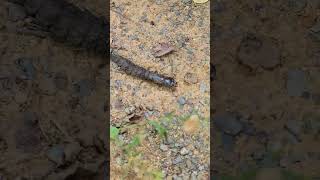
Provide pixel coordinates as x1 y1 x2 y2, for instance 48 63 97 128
110 0 210 179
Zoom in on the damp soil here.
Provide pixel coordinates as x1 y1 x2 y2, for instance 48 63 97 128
213 0 320 178
0 0 107 179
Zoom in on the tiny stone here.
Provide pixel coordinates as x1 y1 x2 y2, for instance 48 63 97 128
175 143 182 148
184 73 198 84
173 156 183 165
160 144 169 151
180 147 189 155
199 165 204 171
287 69 307 97
8 3 27 22
155 0 163 5
177 96 186 105
191 173 197 180
285 120 302 137
200 82 207 93
181 0 191 4
186 159 192 168
47 145 64 165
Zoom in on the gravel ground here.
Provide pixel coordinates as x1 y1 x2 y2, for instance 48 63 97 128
110 0 210 179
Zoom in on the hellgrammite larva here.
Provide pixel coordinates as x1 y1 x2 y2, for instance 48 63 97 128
7 0 177 88
110 50 177 88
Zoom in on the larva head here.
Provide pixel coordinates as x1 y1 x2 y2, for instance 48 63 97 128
163 77 177 88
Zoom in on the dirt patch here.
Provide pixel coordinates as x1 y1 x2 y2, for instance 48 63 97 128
0 0 107 179
110 0 210 179
213 0 320 178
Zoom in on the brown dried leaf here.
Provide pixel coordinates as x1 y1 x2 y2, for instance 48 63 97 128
152 43 175 57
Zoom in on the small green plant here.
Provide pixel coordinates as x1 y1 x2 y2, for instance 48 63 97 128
148 169 164 180
148 120 167 139
282 170 311 180
110 126 119 141
161 111 175 122
124 134 141 156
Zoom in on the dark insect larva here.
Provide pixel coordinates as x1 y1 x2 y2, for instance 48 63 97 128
111 51 177 88
7 0 177 88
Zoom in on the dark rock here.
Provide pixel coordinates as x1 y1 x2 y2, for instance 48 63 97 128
213 1 226 13
15 124 42 153
301 91 311 100
74 79 95 97
213 113 243 135
286 0 307 13
286 69 308 97
47 145 65 165
38 76 57 95
7 3 27 22
15 57 36 80
260 151 279 167
221 133 235 152
284 120 302 141
64 142 81 162
311 93 320 105
237 34 280 69
54 72 68 90
310 20 320 41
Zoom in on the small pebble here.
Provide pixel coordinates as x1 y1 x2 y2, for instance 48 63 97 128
184 73 198 84
47 145 64 165
286 69 307 97
181 0 191 4
199 82 207 93
8 3 26 22
285 120 302 138
173 156 183 165
160 144 169 151
180 147 189 155
214 112 243 135
177 96 186 105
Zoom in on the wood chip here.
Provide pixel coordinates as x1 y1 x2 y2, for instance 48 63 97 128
152 43 175 57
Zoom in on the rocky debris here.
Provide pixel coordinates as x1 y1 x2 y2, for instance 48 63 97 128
7 3 26 22
64 142 81 162
73 79 95 97
184 72 198 84
54 72 68 90
237 34 280 70
14 57 36 80
180 147 189 155
286 69 308 97
177 96 186 106
38 76 57 95
160 144 169 151
15 117 43 153
47 145 65 165
213 113 243 136
310 20 320 41
284 119 303 142
221 133 235 152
